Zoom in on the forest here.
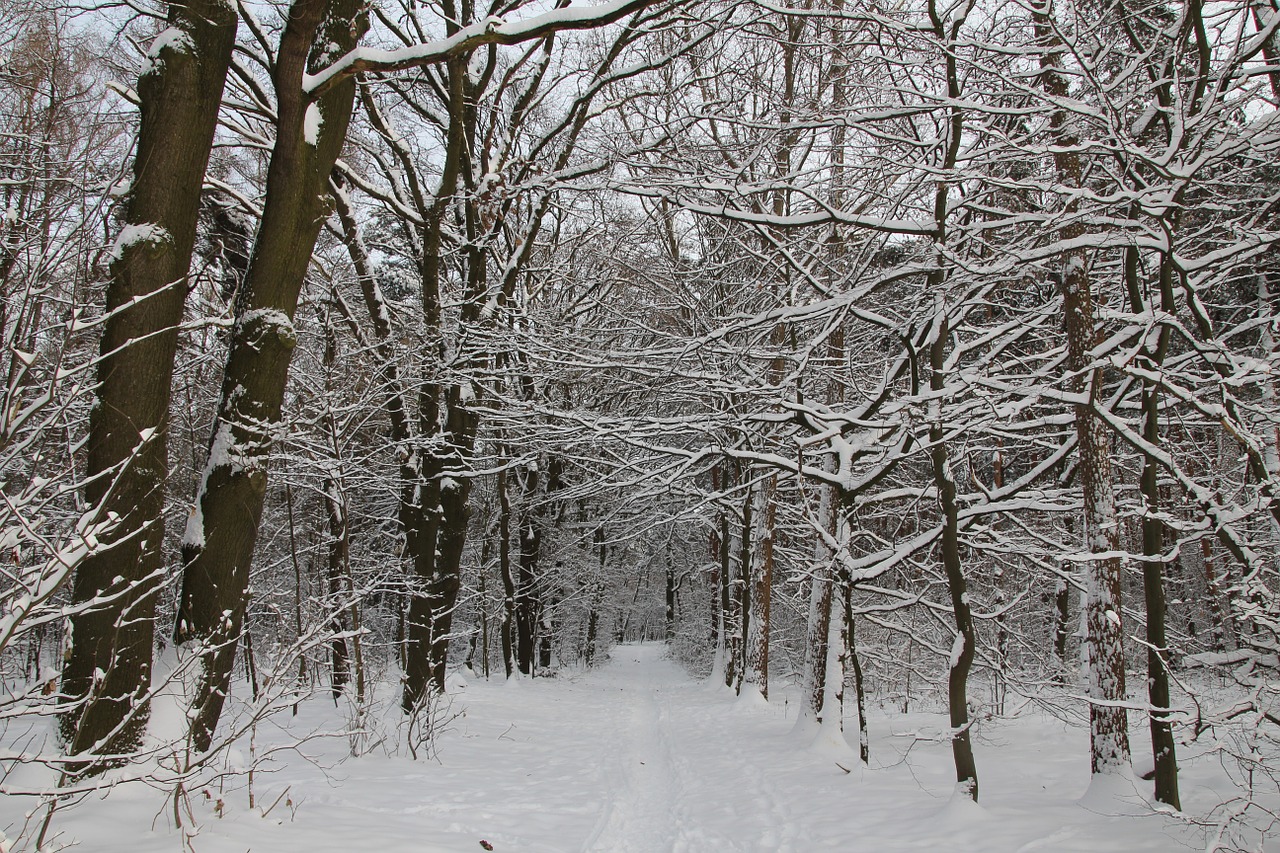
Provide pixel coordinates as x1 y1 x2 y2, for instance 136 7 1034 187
1 0 1279 847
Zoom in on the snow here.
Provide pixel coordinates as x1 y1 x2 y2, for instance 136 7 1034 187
108 223 171 262
304 103 322 147
2 643 1253 852
183 421 255 550
142 26 194 75
949 631 966 669
239 308 295 338
303 0 656 95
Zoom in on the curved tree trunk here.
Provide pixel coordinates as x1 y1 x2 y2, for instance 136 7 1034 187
174 0 368 756
928 307 979 801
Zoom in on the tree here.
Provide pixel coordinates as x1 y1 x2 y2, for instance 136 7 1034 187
58 0 237 771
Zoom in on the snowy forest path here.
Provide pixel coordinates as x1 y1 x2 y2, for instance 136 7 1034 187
576 643 811 852
35 641 1217 853
579 644 683 852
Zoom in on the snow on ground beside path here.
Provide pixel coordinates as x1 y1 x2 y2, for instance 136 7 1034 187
3 643 1266 852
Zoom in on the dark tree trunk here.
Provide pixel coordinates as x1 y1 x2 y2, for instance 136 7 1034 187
732 483 753 694
174 0 368 755
500 467 516 677
324 476 351 700
538 623 553 669
515 464 540 675
1202 539 1232 652
718 509 731 662
717 460 736 687
584 588 600 667
321 305 350 700
920 2 978 793
665 550 676 642
804 327 845 724
60 0 237 772
928 309 979 801
743 402 781 698
1053 577 1071 678
844 578 869 764
991 441 1009 714
1128 248 1180 808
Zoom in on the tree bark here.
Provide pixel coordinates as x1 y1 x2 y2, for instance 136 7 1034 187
931 311 977 799
923 0 978 796
665 549 676 642
499 466 517 677
324 476 351 700
733 480 753 694
1033 0 1131 778
515 463 540 676
743 471 775 700
1128 247 1180 807
60 0 237 771
803 328 846 725
928 307 979 801
844 579 869 764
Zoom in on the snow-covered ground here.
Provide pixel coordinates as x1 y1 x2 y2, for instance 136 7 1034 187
3 644 1268 851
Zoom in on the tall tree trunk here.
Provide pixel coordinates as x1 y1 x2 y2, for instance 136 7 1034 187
174 0 368 756
1034 0 1131 777
1128 247 1180 807
1053 577 1071 678
708 479 725 680
743 471 775 700
324 476 351 700
584 530 602 671
712 459 735 687
515 463 540 675
499 466 517 677
928 306 979 801
844 578 869 764
665 549 676 642
803 328 846 725
992 441 1009 715
60 0 237 771
923 0 978 795
733 480 753 694
399 50 470 709
320 308 350 700
801 549 831 722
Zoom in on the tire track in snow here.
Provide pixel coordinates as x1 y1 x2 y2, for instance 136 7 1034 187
660 691 810 852
581 654 683 852
578 646 806 852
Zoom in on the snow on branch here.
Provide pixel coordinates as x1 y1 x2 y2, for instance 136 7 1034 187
623 187 938 236
304 0 663 98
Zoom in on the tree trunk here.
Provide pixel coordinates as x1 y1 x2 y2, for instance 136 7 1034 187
1129 247 1180 808
801 555 831 722
928 306 979 801
324 476 351 700
844 579 869 764
992 442 1008 715
743 471 775 700
515 464 540 675
60 0 237 772
1034 0 1131 777
174 0 368 755
665 549 676 642
499 467 517 677
732 481 753 694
